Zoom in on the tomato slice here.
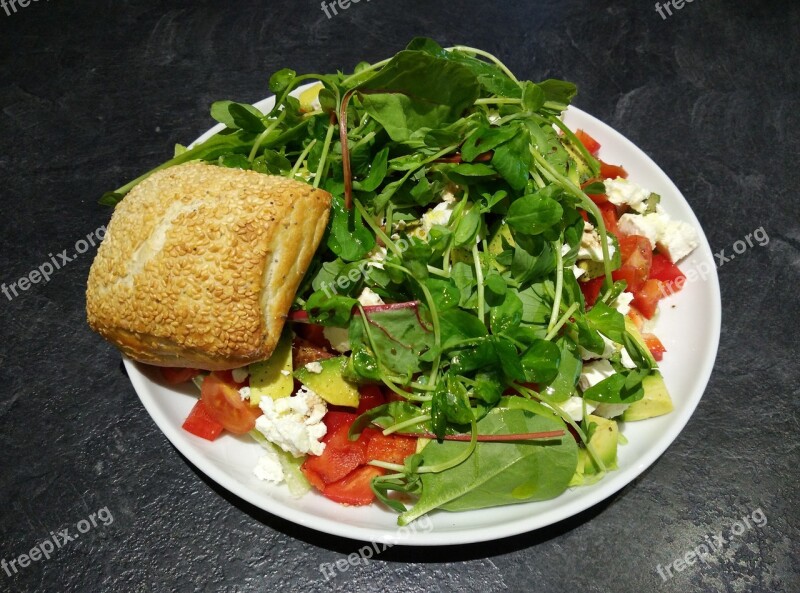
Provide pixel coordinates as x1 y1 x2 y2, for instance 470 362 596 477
322 465 386 506
182 400 224 441
600 160 628 180
366 433 417 465
200 373 260 435
632 279 663 319
579 276 605 308
613 235 653 293
356 384 386 415
650 253 687 295
573 129 601 156
643 333 667 361
160 367 200 385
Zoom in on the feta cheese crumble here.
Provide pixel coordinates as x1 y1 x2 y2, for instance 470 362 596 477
578 359 615 391
231 367 249 383
421 200 457 233
357 286 385 307
558 396 598 422
304 361 323 374
578 221 616 262
253 446 284 483
239 386 251 401
254 386 328 458
323 326 351 353
604 178 651 213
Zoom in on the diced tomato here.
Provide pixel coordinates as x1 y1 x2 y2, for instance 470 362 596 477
579 209 589 222
322 465 386 506
579 276 605 308
643 333 667 361
160 367 200 385
367 433 417 465
200 373 261 435
182 400 224 441
599 160 628 180
573 129 601 156
597 202 619 235
627 306 646 330
613 235 653 293
356 384 386 415
632 279 663 319
650 253 687 295
301 413 375 485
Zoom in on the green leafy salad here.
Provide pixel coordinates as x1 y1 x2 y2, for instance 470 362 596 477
106 38 682 525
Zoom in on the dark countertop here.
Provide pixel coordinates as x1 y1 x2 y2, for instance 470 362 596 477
1 1 798 592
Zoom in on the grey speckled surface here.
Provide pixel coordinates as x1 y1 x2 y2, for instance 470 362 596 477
1 1 798 592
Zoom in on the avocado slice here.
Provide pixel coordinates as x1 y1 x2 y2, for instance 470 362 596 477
624 317 657 367
294 356 360 408
569 414 619 486
247 331 293 406
621 372 674 421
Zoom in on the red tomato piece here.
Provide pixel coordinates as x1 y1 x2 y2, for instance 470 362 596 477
294 323 331 349
649 253 687 295
632 279 663 319
356 384 386 415
600 160 628 180
643 333 667 361
627 307 646 331
579 276 605 308
366 434 417 465
301 413 375 485
613 235 653 293
182 400 224 441
573 129 601 156
322 465 386 506
200 373 260 435
596 202 619 236
160 367 200 385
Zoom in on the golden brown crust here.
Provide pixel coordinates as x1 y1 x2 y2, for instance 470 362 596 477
86 162 331 370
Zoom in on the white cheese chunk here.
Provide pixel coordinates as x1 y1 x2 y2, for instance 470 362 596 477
238 386 251 401
591 402 630 419
421 200 457 233
323 326 351 354
579 334 617 361
617 213 663 249
578 221 616 262
612 291 634 315
304 361 323 374
357 286 384 307
557 396 598 422
604 178 651 213
231 367 249 383
579 359 615 392
255 386 328 458
657 219 699 263
253 446 284 483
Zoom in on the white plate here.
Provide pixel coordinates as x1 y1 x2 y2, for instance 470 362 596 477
125 90 721 546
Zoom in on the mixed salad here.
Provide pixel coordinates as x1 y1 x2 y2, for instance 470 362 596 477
107 39 699 525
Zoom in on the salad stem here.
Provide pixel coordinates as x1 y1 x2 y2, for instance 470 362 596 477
382 414 432 436
448 46 520 84
548 236 565 335
312 118 336 189
471 244 485 325
545 302 579 341
289 138 317 178
248 110 286 162
353 198 401 257
474 97 522 106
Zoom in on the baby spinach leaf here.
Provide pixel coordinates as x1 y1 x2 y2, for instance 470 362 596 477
583 369 646 404
353 147 389 192
327 195 376 261
399 408 577 523
491 130 531 190
542 338 582 402
506 190 564 236
461 125 519 162
305 290 357 326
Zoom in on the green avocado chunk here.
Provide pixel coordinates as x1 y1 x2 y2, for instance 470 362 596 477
247 331 293 407
294 356 360 408
621 372 674 421
570 414 619 486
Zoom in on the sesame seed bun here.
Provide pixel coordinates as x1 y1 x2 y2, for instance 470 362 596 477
86 162 331 370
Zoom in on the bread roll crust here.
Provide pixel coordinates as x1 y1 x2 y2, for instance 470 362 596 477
86 162 331 370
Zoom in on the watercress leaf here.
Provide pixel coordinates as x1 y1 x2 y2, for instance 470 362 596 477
439 309 488 351
453 204 482 248
472 372 503 405
521 81 545 112
491 130 531 190
499 395 557 418
326 195 376 261
506 191 564 236
424 277 460 311
520 339 561 384
492 336 527 382
211 101 266 133
541 337 582 402
217 153 252 170
461 125 519 162
585 301 626 343
305 290 357 326
538 79 578 107
450 339 496 374
517 282 553 325
582 370 646 404
484 271 507 307
353 147 390 192
269 68 296 94
511 241 556 289
344 344 381 382
489 290 523 335
399 408 577 523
